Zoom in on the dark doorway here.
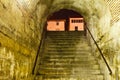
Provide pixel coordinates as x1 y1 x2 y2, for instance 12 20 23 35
75 26 78 31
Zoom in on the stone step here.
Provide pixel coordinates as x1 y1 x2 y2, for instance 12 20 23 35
42 55 95 59
45 45 89 48
46 42 87 45
45 47 91 51
45 50 91 53
46 44 89 47
45 41 88 44
42 54 93 57
39 65 100 70
47 33 85 35
42 56 95 60
45 44 89 47
40 60 98 66
39 68 101 75
46 45 89 48
46 38 85 41
36 74 104 80
45 49 91 52
46 37 86 40
46 42 85 45
44 51 92 55
41 61 97 66
46 31 85 35
46 41 86 43
40 57 97 62
38 68 101 75
47 34 85 36
39 64 99 69
41 59 96 63
44 53 92 57
42 55 93 58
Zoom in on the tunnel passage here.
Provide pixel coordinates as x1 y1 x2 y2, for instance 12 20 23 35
34 9 104 80
0 0 116 80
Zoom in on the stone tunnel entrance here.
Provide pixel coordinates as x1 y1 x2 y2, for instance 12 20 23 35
47 9 85 32
34 9 105 80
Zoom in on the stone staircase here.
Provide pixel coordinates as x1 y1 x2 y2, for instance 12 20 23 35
35 31 104 80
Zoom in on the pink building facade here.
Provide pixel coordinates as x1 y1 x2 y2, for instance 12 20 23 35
47 20 65 31
69 18 84 31
47 18 84 31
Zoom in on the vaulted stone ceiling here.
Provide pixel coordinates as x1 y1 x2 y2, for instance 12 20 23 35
0 0 111 49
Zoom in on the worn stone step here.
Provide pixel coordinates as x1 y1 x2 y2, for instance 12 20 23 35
45 47 91 51
46 38 85 41
46 44 91 49
46 39 86 41
44 50 92 53
46 42 83 45
44 51 92 55
40 60 98 66
37 74 104 80
41 58 96 63
46 37 86 40
42 56 95 60
45 49 91 52
37 73 103 77
47 35 85 38
40 62 98 67
46 45 90 48
47 35 85 37
38 68 101 74
46 32 85 35
45 44 89 47
45 45 89 48
39 64 100 69
39 65 100 70
44 53 92 57
46 42 87 44
46 35 85 38
45 41 87 44
46 41 86 44
47 31 85 35
38 68 101 75
39 67 100 72
40 60 98 65
43 54 93 58
47 32 85 35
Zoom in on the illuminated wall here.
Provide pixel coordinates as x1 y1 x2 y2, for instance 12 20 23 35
69 18 84 31
47 20 65 31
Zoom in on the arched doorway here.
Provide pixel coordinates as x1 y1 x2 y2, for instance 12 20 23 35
47 9 85 32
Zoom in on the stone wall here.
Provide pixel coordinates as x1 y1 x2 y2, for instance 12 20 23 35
100 1 120 80
0 0 40 79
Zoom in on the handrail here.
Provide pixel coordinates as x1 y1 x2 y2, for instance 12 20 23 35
85 26 112 75
32 28 46 74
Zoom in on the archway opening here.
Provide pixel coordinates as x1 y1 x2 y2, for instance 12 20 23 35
47 9 85 31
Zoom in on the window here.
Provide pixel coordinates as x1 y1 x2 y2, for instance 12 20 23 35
71 19 83 23
72 20 74 23
56 22 59 25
